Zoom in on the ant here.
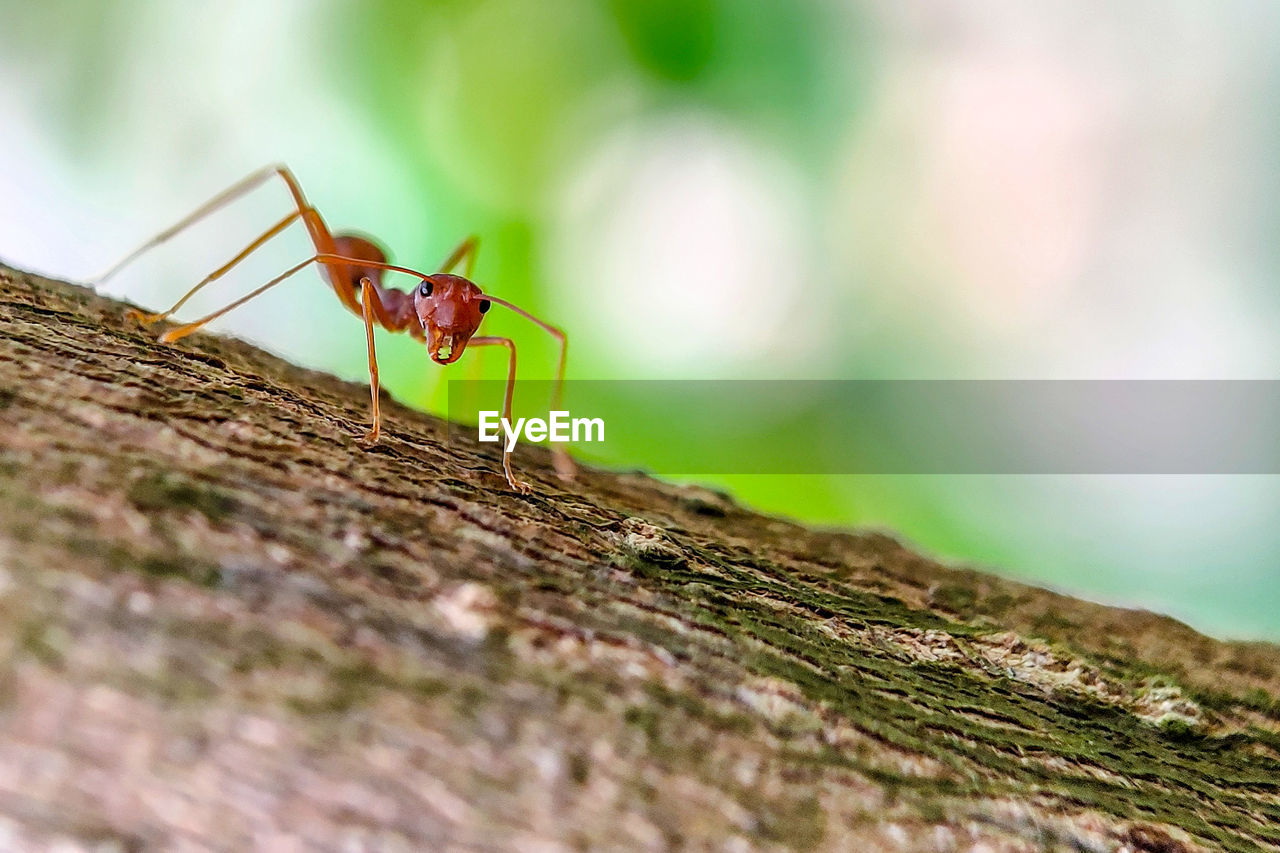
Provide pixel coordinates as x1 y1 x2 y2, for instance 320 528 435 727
93 164 572 493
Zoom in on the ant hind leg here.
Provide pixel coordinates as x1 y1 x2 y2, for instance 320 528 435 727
127 210 302 327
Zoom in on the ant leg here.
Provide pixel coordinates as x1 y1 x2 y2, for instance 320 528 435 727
157 252 408 344
93 163 368 324
468 335 530 493
128 210 302 326
357 277 383 445
94 163 312 286
438 236 479 278
158 255 320 343
159 256 403 450
475 295 575 481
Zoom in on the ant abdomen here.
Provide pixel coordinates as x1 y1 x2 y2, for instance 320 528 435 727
329 234 389 290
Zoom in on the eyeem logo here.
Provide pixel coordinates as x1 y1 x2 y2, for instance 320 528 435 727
478 411 605 452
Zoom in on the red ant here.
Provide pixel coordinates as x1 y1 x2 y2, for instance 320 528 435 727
93 164 572 493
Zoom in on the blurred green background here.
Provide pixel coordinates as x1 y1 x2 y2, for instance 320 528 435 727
1 1 1277 639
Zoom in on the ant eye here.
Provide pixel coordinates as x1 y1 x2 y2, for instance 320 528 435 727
478 299 491 314
419 280 433 297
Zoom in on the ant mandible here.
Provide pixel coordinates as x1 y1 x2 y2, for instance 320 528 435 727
93 164 572 493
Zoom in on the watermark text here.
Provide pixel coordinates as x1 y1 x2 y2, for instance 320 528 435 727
478 410 605 451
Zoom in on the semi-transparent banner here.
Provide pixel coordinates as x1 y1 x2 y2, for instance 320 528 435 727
445 380 1280 475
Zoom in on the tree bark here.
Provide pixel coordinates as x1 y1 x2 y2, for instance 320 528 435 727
1 262 1278 852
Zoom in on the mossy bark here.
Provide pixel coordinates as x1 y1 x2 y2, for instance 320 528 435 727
1 262 1278 852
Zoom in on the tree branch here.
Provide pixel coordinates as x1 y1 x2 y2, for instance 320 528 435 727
0 262 1277 852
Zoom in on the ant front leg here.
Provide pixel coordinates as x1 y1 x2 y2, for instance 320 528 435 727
357 276 384 445
477 295 576 482
468 335 530 493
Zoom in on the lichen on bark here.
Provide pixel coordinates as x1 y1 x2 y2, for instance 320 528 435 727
1 262 1279 852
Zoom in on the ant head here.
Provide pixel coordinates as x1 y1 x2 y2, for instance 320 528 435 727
414 274 491 364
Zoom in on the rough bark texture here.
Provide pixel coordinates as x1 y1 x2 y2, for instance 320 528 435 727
2 262 1280 853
